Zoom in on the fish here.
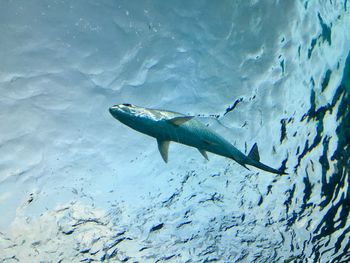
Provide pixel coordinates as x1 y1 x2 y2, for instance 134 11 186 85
109 104 286 174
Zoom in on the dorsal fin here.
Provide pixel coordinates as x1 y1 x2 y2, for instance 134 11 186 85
198 149 209 161
248 143 260 162
203 139 219 146
157 139 170 163
167 116 194 126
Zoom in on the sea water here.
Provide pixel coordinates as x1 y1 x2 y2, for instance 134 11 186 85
0 1 349 262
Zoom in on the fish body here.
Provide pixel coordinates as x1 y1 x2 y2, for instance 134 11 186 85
109 104 286 175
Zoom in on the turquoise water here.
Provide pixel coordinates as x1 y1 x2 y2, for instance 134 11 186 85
0 1 349 262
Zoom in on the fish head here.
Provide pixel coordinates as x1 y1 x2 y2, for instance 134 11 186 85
109 103 136 119
109 103 152 124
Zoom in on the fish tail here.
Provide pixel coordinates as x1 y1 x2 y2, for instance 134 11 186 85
248 159 287 175
244 143 287 175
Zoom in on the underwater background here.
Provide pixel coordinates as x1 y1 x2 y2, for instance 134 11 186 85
0 0 349 262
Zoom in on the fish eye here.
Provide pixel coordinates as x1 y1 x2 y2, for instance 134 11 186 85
122 103 133 107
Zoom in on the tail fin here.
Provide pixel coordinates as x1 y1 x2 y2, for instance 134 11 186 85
247 143 287 175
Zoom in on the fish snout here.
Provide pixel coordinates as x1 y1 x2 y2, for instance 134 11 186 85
109 103 135 119
109 105 121 118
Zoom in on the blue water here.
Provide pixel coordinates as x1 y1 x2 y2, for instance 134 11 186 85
0 1 349 262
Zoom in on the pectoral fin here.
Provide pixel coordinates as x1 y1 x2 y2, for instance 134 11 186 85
157 139 170 163
167 116 194 126
198 149 209 161
248 143 260 162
